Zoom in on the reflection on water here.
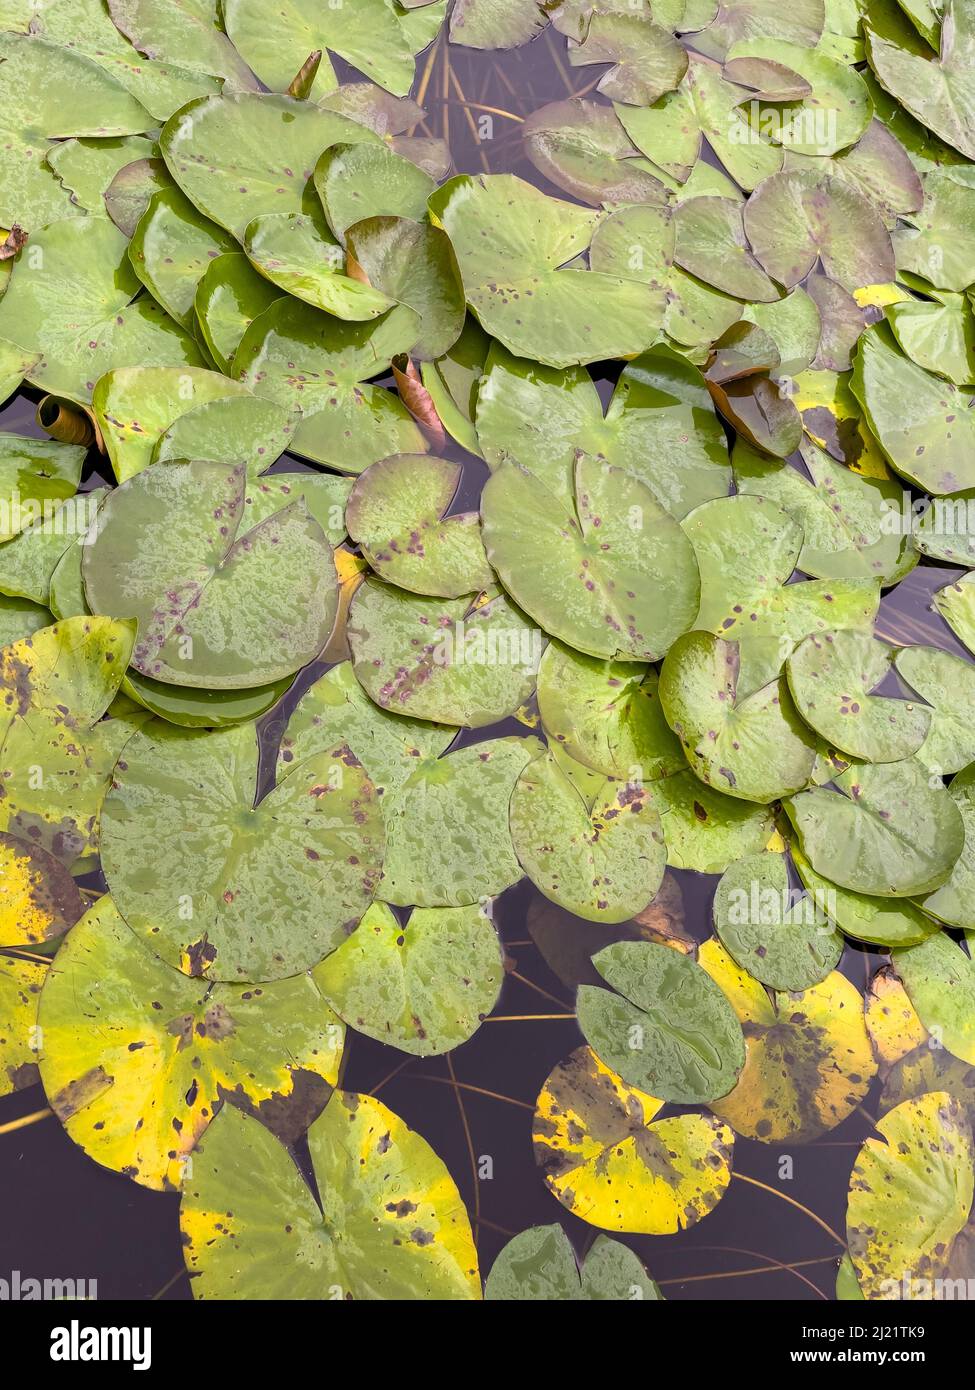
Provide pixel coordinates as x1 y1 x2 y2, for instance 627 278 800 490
0 27 970 1302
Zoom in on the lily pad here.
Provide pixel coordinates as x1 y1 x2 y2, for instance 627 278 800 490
645 769 776 873
934 571 975 655
0 216 203 405
895 929 975 1059
699 937 877 1142
129 187 237 330
660 629 819 802
847 1091 975 1300
180 1093 480 1299
786 629 931 762
0 434 84 542
100 720 385 982
313 900 502 1055
893 170 975 292
793 844 940 947
152 396 294 473
427 174 665 368
241 211 394 320
83 460 338 689
193 251 284 375
521 98 670 207
533 1044 735 1234
577 939 746 1104
346 454 492 598
713 851 842 990
509 748 666 923
536 641 685 782
895 645 975 773
38 895 346 1190
0 829 84 947
0 616 138 864
315 141 435 245
784 758 965 897
379 737 539 907
728 37 872 154
347 580 540 728
481 457 700 662
278 660 453 798
0 953 46 1096
485 1223 661 1300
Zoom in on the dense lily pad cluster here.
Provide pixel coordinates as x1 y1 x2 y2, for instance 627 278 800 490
3 0 975 1302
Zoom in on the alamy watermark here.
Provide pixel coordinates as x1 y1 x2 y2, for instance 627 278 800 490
431 619 543 668
0 1269 96 1300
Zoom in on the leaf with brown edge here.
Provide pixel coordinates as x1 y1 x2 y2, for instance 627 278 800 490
0 831 85 948
0 225 27 261
392 355 446 446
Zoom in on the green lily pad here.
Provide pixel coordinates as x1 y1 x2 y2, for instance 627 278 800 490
380 737 539 907
675 196 779 302
691 0 826 60
313 899 502 1055
864 0 975 161
481 457 700 662
536 640 685 782
129 186 237 331
713 850 843 989
0 615 138 864
241 211 393 320
0 434 84 542
93 366 255 483
180 1091 480 1299
683 494 881 694
233 295 424 470
123 670 292 731
223 0 438 98
0 952 45 1096
786 629 931 762
346 454 492 598
741 287 822 377
893 170 975 292
792 844 939 946
105 0 259 91
744 166 895 292
0 338 39 406
509 748 666 923
347 580 540 728
896 645 975 773
646 769 776 872
475 342 731 517
46 134 156 213
344 216 465 361
103 155 176 238
847 1091 975 1300
160 92 378 239
152 396 295 472
533 1042 735 1234
193 251 283 374
728 37 872 154
886 288 975 388
278 660 453 798
734 438 915 583
917 766 975 929
564 11 688 106
660 630 818 802
83 460 338 689
427 174 665 368
101 720 384 981
784 758 965 896
0 593 50 646
37 895 346 1190
0 216 203 405
0 492 96 605
315 141 435 244
522 98 670 207
577 939 746 1103
934 572 975 654
485 1224 661 1301
852 322 975 493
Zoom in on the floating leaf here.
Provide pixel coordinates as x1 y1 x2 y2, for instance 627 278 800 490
865 0 975 161
46 134 156 214
509 748 666 923
886 287 975 387
896 645 975 773
533 1044 735 1232
847 1091 974 1300
784 758 965 896
577 939 745 1103
481 457 700 662
786 629 931 762
646 768 776 873
895 930 975 1059
659 630 818 802
728 37 872 154
344 215 465 361
712 851 842 990
313 900 502 1055
315 141 435 244
101 721 384 981
278 659 452 798
485 1223 661 1300
105 0 259 91
692 0 826 60
893 169 975 292
346 454 491 598
0 616 137 864
152 395 294 472
792 844 939 947
0 434 84 542
565 11 688 106
699 937 877 1142
129 186 237 330
0 829 84 947
83 460 337 688
0 953 45 1096
242 211 394 320
536 640 685 782
38 896 345 1189
0 216 203 404
522 98 670 206
180 1094 480 1299
379 737 539 907
194 251 283 375
428 174 665 368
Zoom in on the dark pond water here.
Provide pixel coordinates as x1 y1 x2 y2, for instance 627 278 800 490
0 27 967 1303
